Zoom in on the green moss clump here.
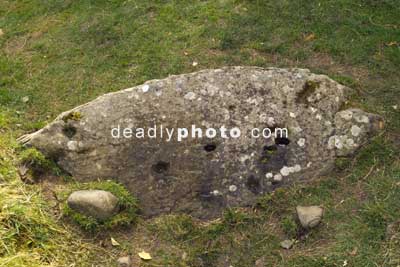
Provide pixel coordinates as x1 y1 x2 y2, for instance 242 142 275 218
334 157 351 171
62 111 82 122
296 80 321 104
19 148 59 176
61 180 139 231
281 216 299 238
0 113 9 129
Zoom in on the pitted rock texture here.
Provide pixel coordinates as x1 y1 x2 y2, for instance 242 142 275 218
19 67 383 219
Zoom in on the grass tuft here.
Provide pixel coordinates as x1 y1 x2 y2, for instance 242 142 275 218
18 148 60 177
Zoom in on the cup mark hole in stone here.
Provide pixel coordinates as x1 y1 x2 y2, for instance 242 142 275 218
263 144 277 152
152 161 170 174
246 175 260 194
275 137 290 146
62 125 77 139
204 143 217 152
228 105 236 110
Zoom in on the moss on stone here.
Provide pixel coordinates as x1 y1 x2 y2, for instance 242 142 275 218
281 215 299 238
62 111 82 123
296 80 321 104
60 180 139 231
19 148 59 176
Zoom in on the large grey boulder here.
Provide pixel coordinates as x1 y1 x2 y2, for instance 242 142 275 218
19 67 383 218
67 190 119 220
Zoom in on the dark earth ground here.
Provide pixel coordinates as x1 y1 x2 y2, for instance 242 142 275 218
0 1 399 266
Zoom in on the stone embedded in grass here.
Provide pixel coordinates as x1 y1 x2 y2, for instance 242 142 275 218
280 239 295 249
296 205 323 229
117 256 132 267
20 67 383 219
67 190 119 220
21 96 30 103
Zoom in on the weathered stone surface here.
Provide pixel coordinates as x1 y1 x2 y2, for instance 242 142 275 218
296 205 323 229
19 67 383 219
67 190 119 220
117 256 132 267
280 239 295 249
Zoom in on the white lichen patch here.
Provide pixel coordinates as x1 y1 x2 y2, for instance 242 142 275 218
280 163 302 177
328 135 356 150
297 138 306 147
240 154 251 163
354 114 369 124
293 126 303 133
289 112 297 118
96 163 102 170
229 185 237 192
328 135 337 150
293 164 301 172
351 125 362 137
334 136 344 149
267 117 275 126
259 113 267 123
340 110 353 120
184 92 196 100
205 84 219 96
224 112 230 120
211 190 221 196
345 138 355 147
124 87 135 92
265 172 273 179
141 84 150 93
246 97 260 105
280 166 291 176
273 174 283 182
67 141 78 151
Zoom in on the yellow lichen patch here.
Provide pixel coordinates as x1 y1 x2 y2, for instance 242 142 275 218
62 112 83 122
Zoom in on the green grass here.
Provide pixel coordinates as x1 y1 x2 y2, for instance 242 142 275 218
0 0 399 266
0 125 119 266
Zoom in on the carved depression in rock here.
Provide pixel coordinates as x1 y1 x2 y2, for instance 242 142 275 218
19 67 383 219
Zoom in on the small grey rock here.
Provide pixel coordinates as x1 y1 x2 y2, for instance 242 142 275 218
67 190 119 220
280 239 294 249
255 257 266 267
296 205 323 229
117 256 132 267
386 221 400 240
21 96 29 103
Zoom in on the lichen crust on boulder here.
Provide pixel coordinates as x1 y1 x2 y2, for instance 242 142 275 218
18 67 383 218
